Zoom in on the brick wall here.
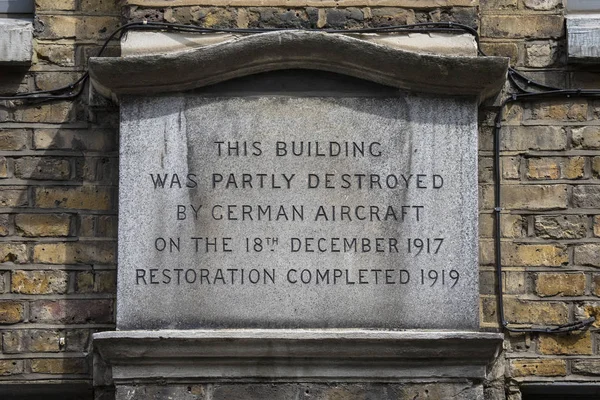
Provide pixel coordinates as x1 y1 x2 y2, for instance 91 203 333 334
0 0 119 388
1 0 599 397
478 0 600 394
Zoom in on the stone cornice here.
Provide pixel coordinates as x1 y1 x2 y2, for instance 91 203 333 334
89 30 508 100
94 329 504 383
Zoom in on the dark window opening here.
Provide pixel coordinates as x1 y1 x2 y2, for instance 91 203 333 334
522 384 600 400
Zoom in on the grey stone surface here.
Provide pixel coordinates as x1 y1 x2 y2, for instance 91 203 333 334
116 382 484 400
93 329 503 381
0 19 32 64
567 16 600 62
89 30 508 100
117 90 480 330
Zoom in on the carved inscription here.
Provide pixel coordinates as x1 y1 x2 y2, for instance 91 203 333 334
136 141 458 288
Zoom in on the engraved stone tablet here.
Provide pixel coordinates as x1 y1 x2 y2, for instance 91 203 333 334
118 81 479 330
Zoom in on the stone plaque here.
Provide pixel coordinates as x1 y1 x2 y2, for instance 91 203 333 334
118 85 479 330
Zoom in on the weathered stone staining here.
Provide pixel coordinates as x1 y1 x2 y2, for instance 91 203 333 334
85 30 509 331
117 93 481 330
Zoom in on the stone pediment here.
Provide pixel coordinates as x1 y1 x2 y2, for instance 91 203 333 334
89 29 508 100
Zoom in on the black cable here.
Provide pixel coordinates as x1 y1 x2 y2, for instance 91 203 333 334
0 22 156 101
0 21 480 102
0 19 559 101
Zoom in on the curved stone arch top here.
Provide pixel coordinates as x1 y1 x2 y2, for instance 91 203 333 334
89 30 508 100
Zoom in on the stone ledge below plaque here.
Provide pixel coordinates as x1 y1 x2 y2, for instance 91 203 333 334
94 330 503 383
89 30 508 101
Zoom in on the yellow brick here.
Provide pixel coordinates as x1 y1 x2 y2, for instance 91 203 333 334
538 332 592 355
524 0 560 10
0 129 29 150
480 184 569 211
97 216 117 238
481 15 564 39
479 214 525 238
500 126 566 151
0 188 28 207
13 102 75 124
15 214 71 237
29 330 61 352
80 0 121 13
504 298 568 325
33 129 116 151
575 244 600 267
573 186 600 208
480 0 517 9
79 216 96 237
203 8 236 27
510 244 568 267
35 186 112 211
0 360 24 375
35 0 77 10
0 214 9 236
502 157 521 180
129 0 478 5
480 243 568 267
535 273 585 297
480 296 499 325
95 271 116 292
0 243 28 264
575 303 600 328
34 43 76 66
573 126 600 149
481 42 519 64
563 157 585 179
36 15 119 40
0 157 7 178
14 157 70 181
593 274 600 296
33 242 115 264
511 359 566 377
529 101 588 121
3 329 61 353
563 103 588 121
527 158 559 180
30 358 88 374
501 185 568 210
525 41 558 68
75 271 94 293
76 270 116 293
504 272 526 294
572 359 600 375
479 185 494 210
593 157 600 178
35 72 81 92
534 215 587 239
11 270 68 295
479 157 494 183
0 301 24 324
